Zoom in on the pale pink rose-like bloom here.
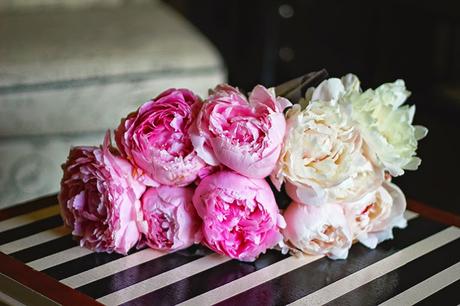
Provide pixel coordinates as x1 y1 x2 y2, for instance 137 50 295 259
59 133 146 255
282 202 352 259
342 182 407 249
193 171 286 262
115 88 206 187
190 84 291 179
139 186 202 251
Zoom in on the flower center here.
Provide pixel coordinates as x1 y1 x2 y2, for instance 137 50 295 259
137 107 194 159
150 212 174 248
209 194 273 255
308 224 345 252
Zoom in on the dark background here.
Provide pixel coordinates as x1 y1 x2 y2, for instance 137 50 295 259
167 0 460 214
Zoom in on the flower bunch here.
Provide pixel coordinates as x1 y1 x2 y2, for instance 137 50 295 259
273 74 426 259
59 72 426 261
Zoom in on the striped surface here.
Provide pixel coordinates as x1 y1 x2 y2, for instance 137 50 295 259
0 201 459 306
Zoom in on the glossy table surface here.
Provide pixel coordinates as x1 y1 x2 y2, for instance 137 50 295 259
0 194 459 306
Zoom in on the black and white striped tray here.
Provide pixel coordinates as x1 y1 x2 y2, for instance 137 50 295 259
0 195 459 305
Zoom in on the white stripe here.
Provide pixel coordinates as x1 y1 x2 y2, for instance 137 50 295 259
379 261 460 306
27 246 93 271
0 205 60 233
177 254 323 306
288 226 460 306
0 225 70 254
61 248 165 288
98 253 232 305
404 210 418 221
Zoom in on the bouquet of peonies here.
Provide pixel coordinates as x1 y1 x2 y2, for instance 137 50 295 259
58 70 427 261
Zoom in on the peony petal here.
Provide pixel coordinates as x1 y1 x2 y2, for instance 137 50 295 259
415 125 428 140
189 121 220 166
311 78 345 103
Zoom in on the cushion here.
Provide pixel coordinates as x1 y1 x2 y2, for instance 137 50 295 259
0 1 225 136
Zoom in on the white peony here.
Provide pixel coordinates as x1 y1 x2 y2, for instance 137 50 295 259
282 202 353 259
342 181 407 248
343 77 428 176
272 78 382 206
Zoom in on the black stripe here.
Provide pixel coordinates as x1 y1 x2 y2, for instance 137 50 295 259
120 250 289 306
326 238 460 306
76 246 211 299
0 215 62 245
415 279 460 306
9 235 77 263
42 250 128 280
216 217 448 306
0 195 57 222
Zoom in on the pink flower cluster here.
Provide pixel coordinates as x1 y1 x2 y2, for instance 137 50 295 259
59 85 288 261
59 76 424 261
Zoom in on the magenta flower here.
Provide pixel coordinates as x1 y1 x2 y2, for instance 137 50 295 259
115 88 206 187
193 170 285 262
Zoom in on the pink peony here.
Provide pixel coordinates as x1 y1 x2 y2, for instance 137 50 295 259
282 202 352 259
342 182 407 249
139 186 202 251
193 170 285 262
115 88 206 187
190 84 291 179
58 133 146 255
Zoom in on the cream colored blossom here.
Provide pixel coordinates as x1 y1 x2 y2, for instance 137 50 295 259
272 78 382 205
343 77 428 176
